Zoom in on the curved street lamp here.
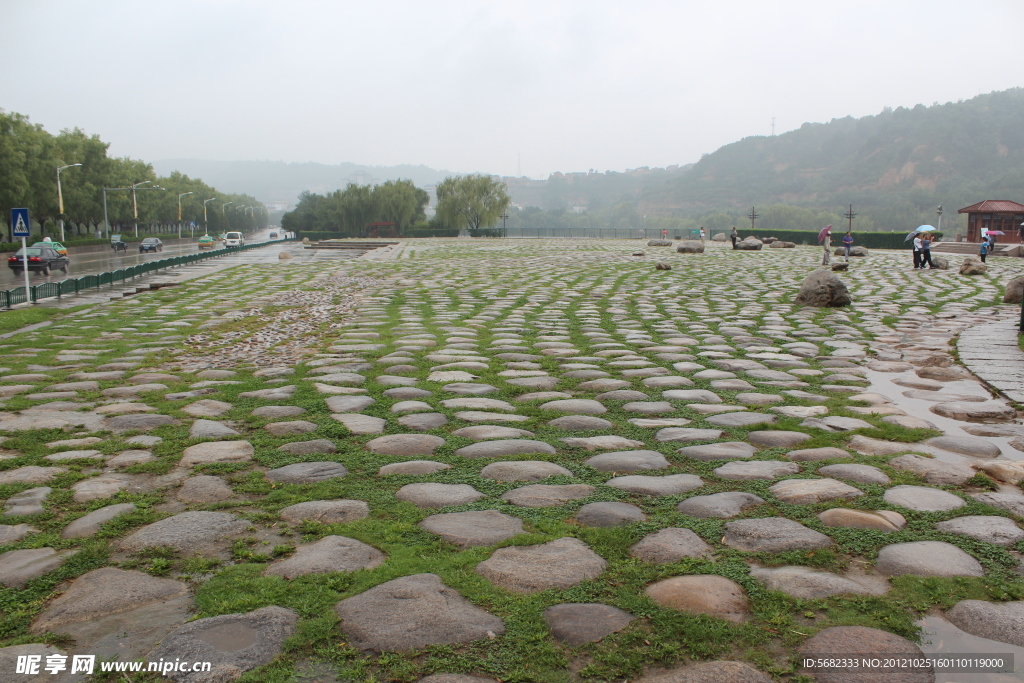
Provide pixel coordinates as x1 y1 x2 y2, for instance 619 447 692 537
202 198 217 235
57 163 83 242
177 192 194 238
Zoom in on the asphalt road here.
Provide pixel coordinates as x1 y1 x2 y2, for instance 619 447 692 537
0 232 282 289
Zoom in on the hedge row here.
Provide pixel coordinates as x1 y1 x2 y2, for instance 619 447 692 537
732 229 940 249
406 228 460 238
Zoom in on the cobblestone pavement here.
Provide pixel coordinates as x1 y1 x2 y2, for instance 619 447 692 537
1 239 1024 682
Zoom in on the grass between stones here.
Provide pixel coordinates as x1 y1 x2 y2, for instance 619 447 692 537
0 242 1021 681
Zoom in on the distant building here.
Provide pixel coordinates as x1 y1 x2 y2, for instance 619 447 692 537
958 200 1024 242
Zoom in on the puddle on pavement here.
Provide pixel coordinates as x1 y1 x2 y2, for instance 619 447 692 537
862 367 1024 465
919 614 1024 682
197 623 259 651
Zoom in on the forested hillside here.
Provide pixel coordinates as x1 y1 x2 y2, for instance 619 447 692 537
639 88 1024 232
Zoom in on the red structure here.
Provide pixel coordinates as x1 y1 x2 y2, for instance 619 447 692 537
959 200 1024 243
366 221 397 238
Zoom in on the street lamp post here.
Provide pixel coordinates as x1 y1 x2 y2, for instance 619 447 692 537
202 198 217 237
57 163 83 242
131 181 152 237
177 192 194 238
937 205 943 233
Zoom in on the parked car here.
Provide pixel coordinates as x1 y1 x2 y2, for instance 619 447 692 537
268 231 279 239
198 234 217 249
139 237 163 253
8 246 70 276
32 241 67 256
224 231 245 247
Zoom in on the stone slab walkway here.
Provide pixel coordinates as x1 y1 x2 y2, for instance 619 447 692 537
958 315 1024 403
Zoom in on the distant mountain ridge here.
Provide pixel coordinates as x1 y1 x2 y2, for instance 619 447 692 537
638 88 1024 229
150 159 460 207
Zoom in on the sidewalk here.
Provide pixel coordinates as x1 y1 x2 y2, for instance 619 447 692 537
957 315 1024 403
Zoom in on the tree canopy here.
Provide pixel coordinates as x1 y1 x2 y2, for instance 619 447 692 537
281 180 428 236
0 109 266 236
435 174 510 234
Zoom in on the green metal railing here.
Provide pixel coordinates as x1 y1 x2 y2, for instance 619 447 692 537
0 238 295 308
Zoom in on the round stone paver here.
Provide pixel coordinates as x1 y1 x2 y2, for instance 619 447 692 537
179 441 254 467
501 484 596 507
540 399 606 414
935 516 1024 546
785 447 851 461
419 510 524 548
584 450 670 472
266 462 348 484
606 473 703 496
676 492 765 518
637 661 772 683
395 483 484 508
645 575 749 623
542 603 634 645
547 415 614 430
713 461 800 481
455 440 556 459
798 626 932 683
723 518 832 552
452 425 535 440
818 508 906 531
817 463 890 484
476 537 606 593
946 600 1024 647
747 431 812 448
925 435 1002 458
148 606 299 679
366 434 446 456
629 528 711 563
279 439 338 455
334 573 505 652
279 500 370 524
575 502 646 527
62 503 136 539
0 548 78 588
768 478 864 505
264 536 384 578
265 420 318 436
378 460 452 476
875 541 984 577
705 412 777 428
479 461 573 482
119 511 248 553
677 442 757 461
749 565 881 599
883 485 965 512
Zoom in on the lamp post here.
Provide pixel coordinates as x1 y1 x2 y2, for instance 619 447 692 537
177 192 194 238
56 163 82 242
103 184 164 239
937 205 943 233
202 198 217 236
221 202 233 234
131 181 152 237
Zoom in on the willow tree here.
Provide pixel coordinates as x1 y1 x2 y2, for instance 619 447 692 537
435 174 510 233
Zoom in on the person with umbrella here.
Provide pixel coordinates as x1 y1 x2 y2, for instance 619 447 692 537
818 225 832 265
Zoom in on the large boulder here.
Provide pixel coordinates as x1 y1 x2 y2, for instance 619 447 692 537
960 259 988 275
676 241 705 254
850 246 869 256
647 239 672 247
1004 275 1024 303
711 233 727 242
735 239 763 250
761 236 777 244
769 241 796 248
794 270 852 307
932 256 949 269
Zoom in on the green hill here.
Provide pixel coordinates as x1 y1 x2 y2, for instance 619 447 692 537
639 88 1024 233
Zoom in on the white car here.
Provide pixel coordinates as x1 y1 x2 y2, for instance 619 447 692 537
224 232 245 247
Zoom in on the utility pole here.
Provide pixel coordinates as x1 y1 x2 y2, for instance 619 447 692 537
177 192 193 239
500 211 509 238
131 181 152 237
748 206 758 232
844 204 857 233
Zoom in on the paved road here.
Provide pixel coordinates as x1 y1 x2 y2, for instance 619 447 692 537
0 232 283 289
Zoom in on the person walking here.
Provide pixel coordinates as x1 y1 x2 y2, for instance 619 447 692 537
920 234 934 269
842 231 854 261
979 240 988 263
987 232 997 255
912 233 923 269
730 227 738 250
821 227 832 265
699 227 706 243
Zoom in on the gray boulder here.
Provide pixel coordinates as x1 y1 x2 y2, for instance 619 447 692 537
794 270 852 307
946 600 1024 647
676 241 705 253
1004 275 1024 303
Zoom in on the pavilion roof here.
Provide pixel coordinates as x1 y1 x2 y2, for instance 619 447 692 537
957 200 1024 213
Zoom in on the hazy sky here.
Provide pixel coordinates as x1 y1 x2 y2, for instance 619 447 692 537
3 0 1022 178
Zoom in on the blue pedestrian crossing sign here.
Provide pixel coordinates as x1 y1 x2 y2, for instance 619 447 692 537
11 208 30 237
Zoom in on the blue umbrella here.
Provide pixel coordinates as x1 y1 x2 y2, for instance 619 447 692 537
916 225 937 232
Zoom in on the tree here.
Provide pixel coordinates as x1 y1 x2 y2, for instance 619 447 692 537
435 175 510 233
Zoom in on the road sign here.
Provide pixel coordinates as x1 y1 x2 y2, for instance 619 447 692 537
11 208 30 237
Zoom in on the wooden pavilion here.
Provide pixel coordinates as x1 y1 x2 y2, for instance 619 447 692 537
959 200 1024 243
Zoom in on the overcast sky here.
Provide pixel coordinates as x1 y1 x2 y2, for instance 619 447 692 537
3 0 1022 178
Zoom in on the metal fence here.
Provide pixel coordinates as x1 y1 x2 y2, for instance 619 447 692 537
0 238 295 308
500 227 708 240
